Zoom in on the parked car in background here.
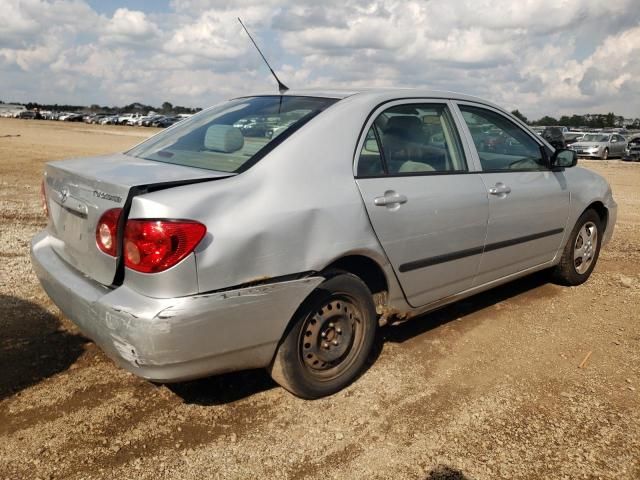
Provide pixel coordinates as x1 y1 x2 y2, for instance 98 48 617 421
99 115 120 125
238 118 268 137
141 115 165 127
117 113 141 125
564 132 585 148
266 121 294 139
59 113 83 122
569 133 627 159
90 115 108 124
153 116 181 128
622 136 640 162
32 89 617 399
542 126 566 149
16 110 37 119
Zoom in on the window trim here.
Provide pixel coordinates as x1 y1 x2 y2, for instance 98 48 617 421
353 99 475 179
451 101 554 173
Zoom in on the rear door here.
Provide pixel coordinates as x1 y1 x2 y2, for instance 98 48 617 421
355 100 489 307
453 103 570 285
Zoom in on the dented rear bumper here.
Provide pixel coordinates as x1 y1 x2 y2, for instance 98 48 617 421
30 231 322 382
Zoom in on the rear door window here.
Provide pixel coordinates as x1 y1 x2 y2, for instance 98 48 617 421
357 103 467 176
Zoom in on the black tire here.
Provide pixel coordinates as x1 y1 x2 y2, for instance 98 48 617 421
601 148 609 160
268 271 377 399
552 209 603 286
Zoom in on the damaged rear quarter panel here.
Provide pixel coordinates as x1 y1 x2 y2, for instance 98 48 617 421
127 96 397 296
100 277 323 367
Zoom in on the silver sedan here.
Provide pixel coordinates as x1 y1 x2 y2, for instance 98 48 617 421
31 89 617 398
569 133 627 159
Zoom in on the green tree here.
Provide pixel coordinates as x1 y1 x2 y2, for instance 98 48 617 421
161 101 173 114
605 112 616 127
510 109 528 124
569 115 584 127
535 115 558 126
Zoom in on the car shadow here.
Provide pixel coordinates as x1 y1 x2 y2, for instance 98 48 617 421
424 465 473 480
0 295 88 400
366 270 552 368
171 271 553 406
167 369 277 406
378 270 552 346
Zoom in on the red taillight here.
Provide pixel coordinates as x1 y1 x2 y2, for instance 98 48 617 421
40 179 48 217
124 220 206 274
96 208 122 256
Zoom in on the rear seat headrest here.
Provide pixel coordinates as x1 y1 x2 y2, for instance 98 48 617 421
384 116 423 134
204 125 244 153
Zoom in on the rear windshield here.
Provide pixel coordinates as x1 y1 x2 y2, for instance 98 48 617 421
127 96 337 172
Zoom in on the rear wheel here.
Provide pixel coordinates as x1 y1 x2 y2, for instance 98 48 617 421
552 209 602 286
269 272 377 399
601 148 609 160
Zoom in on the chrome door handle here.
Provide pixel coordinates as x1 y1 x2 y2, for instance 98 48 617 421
489 183 511 195
374 191 408 206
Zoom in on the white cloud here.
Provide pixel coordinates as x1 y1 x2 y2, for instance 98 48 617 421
101 8 161 45
0 0 638 119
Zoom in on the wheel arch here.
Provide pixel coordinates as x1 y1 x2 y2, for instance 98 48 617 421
585 201 609 232
322 254 389 295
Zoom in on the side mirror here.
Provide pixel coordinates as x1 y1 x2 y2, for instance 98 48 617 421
550 149 577 169
611 138 617 143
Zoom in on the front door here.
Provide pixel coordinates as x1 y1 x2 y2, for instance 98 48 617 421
355 101 489 307
455 103 570 285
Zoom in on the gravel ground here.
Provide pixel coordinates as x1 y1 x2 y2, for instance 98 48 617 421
0 119 639 480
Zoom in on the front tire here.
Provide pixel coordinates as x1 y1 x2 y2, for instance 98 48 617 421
269 272 377 399
601 148 609 160
552 209 602 286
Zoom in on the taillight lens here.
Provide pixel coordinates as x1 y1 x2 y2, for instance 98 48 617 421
124 220 206 273
40 179 48 217
96 208 122 256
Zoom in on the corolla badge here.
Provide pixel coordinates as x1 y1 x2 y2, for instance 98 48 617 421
59 186 69 204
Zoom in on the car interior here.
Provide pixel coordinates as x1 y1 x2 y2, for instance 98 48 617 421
357 105 467 176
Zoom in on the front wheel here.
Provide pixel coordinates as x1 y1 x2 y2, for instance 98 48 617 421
268 272 377 399
601 148 609 160
552 209 602 286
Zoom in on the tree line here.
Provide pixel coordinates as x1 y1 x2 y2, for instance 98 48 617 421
1 99 201 115
510 109 639 128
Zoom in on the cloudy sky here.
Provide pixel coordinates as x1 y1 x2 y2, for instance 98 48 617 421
1 0 639 119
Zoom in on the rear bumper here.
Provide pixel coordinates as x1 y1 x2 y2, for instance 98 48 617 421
30 231 322 382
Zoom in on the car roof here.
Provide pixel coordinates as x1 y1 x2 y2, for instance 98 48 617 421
245 87 506 111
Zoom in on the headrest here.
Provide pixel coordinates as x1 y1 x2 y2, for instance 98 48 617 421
204 125 244 153
385 115 423 133
399 161 435 173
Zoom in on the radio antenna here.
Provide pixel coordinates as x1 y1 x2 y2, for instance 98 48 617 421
238 17 289 94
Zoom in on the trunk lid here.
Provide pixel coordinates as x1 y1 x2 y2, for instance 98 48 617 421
44 153 230 285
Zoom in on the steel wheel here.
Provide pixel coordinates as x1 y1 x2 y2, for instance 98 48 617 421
299 296 364 380
269 271 377 399
573 221 598 274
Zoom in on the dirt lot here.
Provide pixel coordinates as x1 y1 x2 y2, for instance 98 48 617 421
0 118 638 480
